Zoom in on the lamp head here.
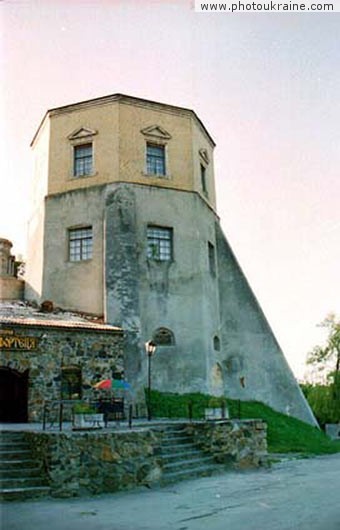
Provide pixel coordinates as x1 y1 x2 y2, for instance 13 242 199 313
145 340 157 356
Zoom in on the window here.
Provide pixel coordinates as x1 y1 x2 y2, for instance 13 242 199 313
146 143 166 176
201 164 207 195
74 143 93 177
147 226 173 261
61 366 82 399
69 227 93 261
213 336 221 351
153 327 175 346
208 242 216 276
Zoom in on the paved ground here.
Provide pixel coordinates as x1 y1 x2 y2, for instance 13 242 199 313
2 453 340 530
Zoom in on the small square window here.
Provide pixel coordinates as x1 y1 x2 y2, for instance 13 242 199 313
69 227 93 261
147 226 173 261
146 144 166 176
74 144 93 177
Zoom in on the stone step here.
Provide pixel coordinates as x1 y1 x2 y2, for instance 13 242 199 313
1 476 48 488
0 459 39 470
0 449 32 460
163 455 215 472
160 441 197 453
160 448 202 463
161 435 193 445
0 432 50 501
0 434 29 440
161 463 222 484
0 442 31 450
0 467 43 478
0 486 50 502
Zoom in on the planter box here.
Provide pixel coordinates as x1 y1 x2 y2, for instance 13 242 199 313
73 413 104 429
205 407 229 420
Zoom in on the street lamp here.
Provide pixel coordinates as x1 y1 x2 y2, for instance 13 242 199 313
145 340 157 421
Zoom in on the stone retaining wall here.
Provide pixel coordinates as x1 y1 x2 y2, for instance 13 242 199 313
25 429 163 497
184 419 268 469
24 420 267 498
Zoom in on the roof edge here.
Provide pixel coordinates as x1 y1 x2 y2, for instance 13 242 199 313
31 93 216 148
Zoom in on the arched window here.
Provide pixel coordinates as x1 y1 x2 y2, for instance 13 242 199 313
61 365 82 400
152 327 175 346
213 335 221 351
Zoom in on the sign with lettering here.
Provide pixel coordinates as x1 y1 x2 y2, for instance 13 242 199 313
0 335 38 351
0 329 14 335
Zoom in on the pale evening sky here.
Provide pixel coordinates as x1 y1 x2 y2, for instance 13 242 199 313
1 0 339 379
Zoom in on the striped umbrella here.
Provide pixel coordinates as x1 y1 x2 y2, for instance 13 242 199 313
93 379 132 390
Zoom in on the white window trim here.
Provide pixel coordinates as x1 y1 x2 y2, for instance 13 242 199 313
143 140 171 179
67 127 98 180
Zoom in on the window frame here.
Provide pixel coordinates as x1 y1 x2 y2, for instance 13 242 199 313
147 225 173 262
146 142 167 177
68 226 93 262
73 143 93 178
61 365 82 400
152 327 175 346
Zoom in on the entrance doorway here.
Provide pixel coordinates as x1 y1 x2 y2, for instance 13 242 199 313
0 367 29 422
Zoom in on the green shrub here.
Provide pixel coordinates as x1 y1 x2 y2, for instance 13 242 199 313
73 402 97 414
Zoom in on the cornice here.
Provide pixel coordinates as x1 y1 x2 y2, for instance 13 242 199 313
31 94 216 148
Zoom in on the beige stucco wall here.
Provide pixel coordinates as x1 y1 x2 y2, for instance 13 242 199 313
47 102 120 196
0 277 24 300
25 119 50 302
118 101 195 193
191 117 216 207
41 187 105 314
39 98 215 209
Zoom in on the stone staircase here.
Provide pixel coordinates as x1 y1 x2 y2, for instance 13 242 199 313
158 425 222 485
0 431 50 501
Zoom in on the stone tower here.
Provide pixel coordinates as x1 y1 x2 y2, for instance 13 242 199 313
25 94 317 426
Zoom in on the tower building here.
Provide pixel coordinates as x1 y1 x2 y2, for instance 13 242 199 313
25 94 316 426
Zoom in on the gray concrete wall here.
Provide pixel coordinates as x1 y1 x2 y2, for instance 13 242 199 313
37 181 317 427
105 183 221 396
215 222 318 427
42 186 105 315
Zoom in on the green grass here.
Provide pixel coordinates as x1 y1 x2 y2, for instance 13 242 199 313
147 389 340 455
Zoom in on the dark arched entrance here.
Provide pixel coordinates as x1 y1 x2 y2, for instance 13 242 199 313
0 367 29 422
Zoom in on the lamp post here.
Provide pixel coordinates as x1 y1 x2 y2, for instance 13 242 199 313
145 340 157 421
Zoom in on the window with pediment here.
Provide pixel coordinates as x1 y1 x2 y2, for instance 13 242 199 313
68 127 97 178
141 125 171 178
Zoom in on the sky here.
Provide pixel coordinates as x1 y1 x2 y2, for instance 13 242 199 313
1 0 339 379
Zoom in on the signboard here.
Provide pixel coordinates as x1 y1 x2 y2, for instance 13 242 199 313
0 335 38 351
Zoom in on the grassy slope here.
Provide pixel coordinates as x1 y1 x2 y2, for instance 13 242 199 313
149 390 340 455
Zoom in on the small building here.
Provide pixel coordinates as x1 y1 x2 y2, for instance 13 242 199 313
0 238 24 301
0 301 123 422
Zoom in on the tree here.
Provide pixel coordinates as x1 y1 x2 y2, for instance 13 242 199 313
306 314 340 423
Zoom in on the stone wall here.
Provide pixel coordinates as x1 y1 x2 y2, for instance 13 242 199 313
23 420 267 498
185 420 268 469
0 324 124 421
25 429 163 497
